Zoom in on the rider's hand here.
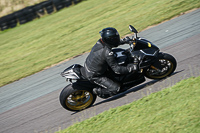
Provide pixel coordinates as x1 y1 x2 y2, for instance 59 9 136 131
127 56 140 72
133 56 139 64
127 63 138 72
121 36 132 44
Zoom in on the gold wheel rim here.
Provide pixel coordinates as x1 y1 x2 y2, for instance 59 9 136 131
65 90 93 111
146 59 174 79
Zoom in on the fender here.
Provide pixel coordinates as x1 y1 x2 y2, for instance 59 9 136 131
151 52 165 70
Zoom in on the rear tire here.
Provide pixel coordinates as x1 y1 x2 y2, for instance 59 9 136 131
144 53 177 79
60 84 96 111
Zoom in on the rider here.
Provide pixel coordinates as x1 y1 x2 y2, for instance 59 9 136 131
83 27 138 98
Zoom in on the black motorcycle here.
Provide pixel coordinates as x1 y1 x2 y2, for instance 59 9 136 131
59 25 177 111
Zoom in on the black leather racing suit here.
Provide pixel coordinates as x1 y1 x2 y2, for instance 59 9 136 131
83 39 132 96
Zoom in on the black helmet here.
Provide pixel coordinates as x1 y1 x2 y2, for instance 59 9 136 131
99 27 120 47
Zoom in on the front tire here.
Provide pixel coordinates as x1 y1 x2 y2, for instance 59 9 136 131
144 53 177 79
60 84 96 111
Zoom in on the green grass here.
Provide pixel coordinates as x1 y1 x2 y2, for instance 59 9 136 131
57 76 200 133
1 0 200 87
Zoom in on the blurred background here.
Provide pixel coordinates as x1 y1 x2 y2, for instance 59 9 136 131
0 0 82 31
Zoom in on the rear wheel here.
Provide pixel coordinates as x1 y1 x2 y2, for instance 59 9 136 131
60 84 96 111
144 53 177 79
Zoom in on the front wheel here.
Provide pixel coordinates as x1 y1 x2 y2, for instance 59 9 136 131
59 84 97 111
144 53 177 79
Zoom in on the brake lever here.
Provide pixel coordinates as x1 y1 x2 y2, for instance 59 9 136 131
129 39 136 52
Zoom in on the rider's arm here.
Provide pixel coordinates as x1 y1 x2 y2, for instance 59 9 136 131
105 48 132 74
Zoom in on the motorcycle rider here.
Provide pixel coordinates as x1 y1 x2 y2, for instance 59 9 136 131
83 27 138 98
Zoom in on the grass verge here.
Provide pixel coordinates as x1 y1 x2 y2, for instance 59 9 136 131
57 76 200 133
1 0 200 86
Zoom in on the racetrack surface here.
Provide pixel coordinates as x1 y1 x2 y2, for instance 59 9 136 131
0 9 200 133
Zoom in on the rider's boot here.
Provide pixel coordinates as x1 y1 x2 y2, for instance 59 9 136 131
118 86 130 93
93 87 113 99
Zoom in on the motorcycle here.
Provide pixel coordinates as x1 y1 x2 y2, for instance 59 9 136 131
59 25 177 111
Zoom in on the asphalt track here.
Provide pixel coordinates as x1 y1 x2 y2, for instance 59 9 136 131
0 9 200 133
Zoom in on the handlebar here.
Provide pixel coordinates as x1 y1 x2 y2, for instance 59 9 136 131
129 39 136 52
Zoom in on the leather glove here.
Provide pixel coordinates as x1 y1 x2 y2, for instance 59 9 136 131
127 63 138 72
133 56 139 64
121 36 132 44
